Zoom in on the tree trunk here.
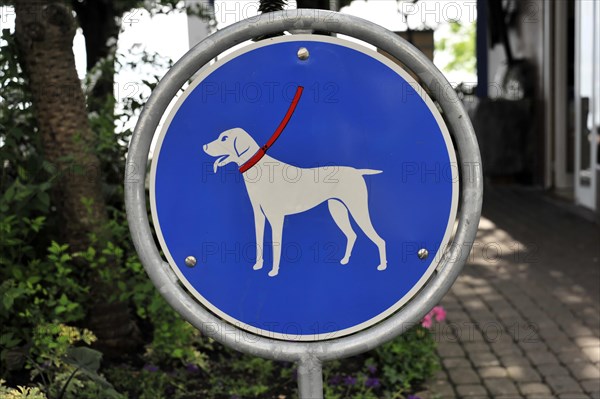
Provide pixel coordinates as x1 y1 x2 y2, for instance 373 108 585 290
14 0 141 359
15 0 107 250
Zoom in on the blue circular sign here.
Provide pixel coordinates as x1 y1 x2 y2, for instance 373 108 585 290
150 35 458 341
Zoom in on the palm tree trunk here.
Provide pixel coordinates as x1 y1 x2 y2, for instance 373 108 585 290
14 0 141 359
15 0 107 249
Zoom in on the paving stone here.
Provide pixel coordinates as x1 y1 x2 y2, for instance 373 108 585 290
521 341 550 354
488 332 516 344
557 394 590 399
436 343 465 358
466 330 488 343
469 351 501 367
536 364 571 377
446 307 471 321
481 293 504 301
436 327 460 343
473 285 495 295
541 330 571 344
480 328 507 343
426 379 456 398
518 382 552 395
455 384 488 397
496 309 522 320
478 366 508 379
526 395 557 399
560 349 594 364
469 314 498 325
538 327 567 340
504 365 542 382
499 315 528 326
583 346 600 363
575 307 599 318
463 342 491 353
523 312 548 323
491 342 523 356
549 340 582 354
448 367 480 384
443 357 470 369
484 378 520 396
546 375 584 394
501 354 533 367
526 350 560 366
441 296 460 306
575 336 600 348
432 369 448 381
534 319 560 330
551 311 578 322
581 379 600 394
512 326 543 343
564 324 594 339
448 312 472 323
566 362 600 380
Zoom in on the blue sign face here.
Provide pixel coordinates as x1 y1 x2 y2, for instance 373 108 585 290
150 35 458 341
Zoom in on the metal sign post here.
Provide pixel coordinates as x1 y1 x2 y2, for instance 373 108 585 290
125 10 482 398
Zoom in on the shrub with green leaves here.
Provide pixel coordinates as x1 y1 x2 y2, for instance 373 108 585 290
0 23 203 396
0 380 47 399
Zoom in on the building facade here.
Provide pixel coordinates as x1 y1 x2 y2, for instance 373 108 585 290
480 0 599 216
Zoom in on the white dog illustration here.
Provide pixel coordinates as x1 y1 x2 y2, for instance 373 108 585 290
203 128 387 277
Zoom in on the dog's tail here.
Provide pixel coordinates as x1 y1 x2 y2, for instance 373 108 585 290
359 169 383 175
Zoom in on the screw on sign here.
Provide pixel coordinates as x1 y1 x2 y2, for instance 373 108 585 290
125 10 482 399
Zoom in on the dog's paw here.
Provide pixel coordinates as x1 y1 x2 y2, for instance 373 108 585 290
268 269 279 277
252 261 263 270
340 256 350 265
377 263 387 271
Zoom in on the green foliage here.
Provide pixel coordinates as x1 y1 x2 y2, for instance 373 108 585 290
105 324 439 399
375 326 439 396
322 325 439 399
27 326 122 399
0 18 201 397
436 21 476 74
0 30 92 383
0 380 47 399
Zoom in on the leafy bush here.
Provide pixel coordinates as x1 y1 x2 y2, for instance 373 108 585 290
101 321 441 399
0 24 202 396
0 380 47 399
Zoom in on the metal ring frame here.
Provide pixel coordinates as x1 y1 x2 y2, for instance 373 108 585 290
125 10 482 395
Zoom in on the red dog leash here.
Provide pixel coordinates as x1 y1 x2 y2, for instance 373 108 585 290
239 86 304 173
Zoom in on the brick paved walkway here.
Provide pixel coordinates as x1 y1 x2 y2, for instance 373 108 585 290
423 186 600 399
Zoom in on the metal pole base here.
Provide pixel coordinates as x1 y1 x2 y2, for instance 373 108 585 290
297 357 323 399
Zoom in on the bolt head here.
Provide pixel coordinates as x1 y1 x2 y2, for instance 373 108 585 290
417 248 429 260
297 47 309 60
185 256 197 267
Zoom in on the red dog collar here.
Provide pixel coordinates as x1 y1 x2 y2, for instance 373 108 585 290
239 86 304 173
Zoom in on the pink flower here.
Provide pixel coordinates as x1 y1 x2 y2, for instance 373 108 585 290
433 306 446 322
421 306 446 329
421 313 433 329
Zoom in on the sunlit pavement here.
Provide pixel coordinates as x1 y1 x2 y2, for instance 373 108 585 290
421 186 600 399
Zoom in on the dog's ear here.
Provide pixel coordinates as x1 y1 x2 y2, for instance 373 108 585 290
233 134 251 158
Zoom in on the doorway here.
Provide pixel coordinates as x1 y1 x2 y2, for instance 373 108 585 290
574 0 599 211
